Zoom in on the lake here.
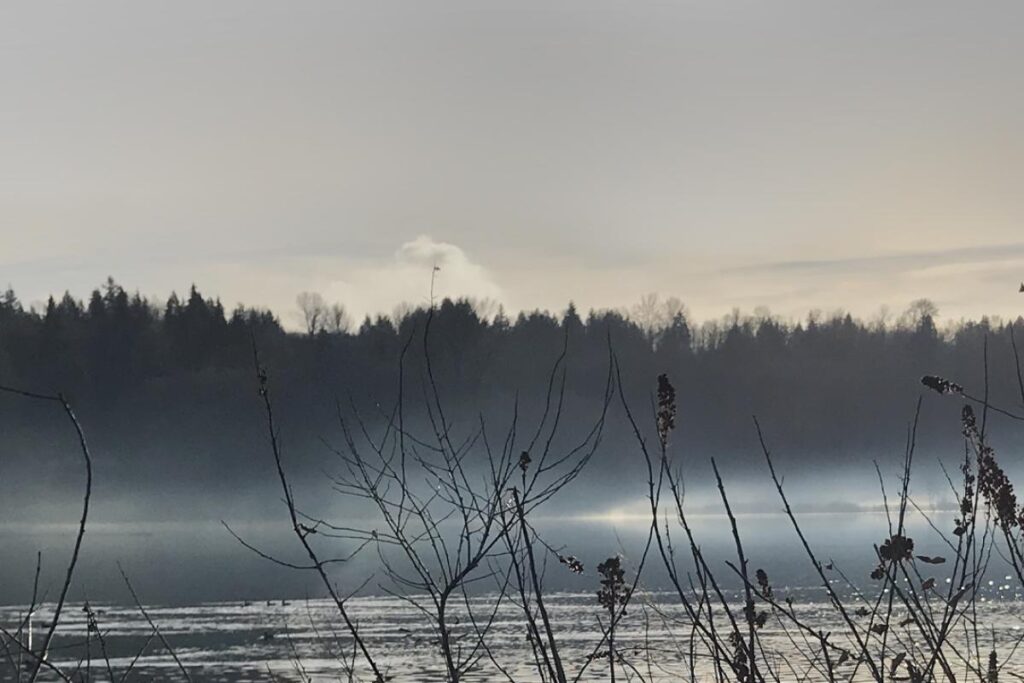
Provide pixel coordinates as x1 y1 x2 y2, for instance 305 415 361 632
2 510 1022 680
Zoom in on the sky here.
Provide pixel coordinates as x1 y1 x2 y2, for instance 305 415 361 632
3 0 1024 327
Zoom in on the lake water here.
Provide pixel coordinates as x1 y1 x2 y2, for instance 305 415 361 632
1 591 1021 681
1 511 1022 680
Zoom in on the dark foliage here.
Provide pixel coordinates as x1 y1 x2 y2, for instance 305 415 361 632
3 279 1024 516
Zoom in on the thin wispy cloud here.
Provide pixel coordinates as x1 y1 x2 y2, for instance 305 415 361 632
724 243 1024 276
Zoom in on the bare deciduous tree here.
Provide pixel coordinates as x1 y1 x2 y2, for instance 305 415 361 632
297 291 327 336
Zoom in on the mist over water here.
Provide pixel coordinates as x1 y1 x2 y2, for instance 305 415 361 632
1 507 1011 606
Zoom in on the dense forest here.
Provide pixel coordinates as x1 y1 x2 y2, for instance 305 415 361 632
1 278 1022 521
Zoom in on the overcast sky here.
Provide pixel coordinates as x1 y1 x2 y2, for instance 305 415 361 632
3 1 1024 326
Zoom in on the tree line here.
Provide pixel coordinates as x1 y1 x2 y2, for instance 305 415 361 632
0 278 1021 515
0 278 997 389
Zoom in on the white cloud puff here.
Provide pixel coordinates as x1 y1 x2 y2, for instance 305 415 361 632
325 235 503 322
